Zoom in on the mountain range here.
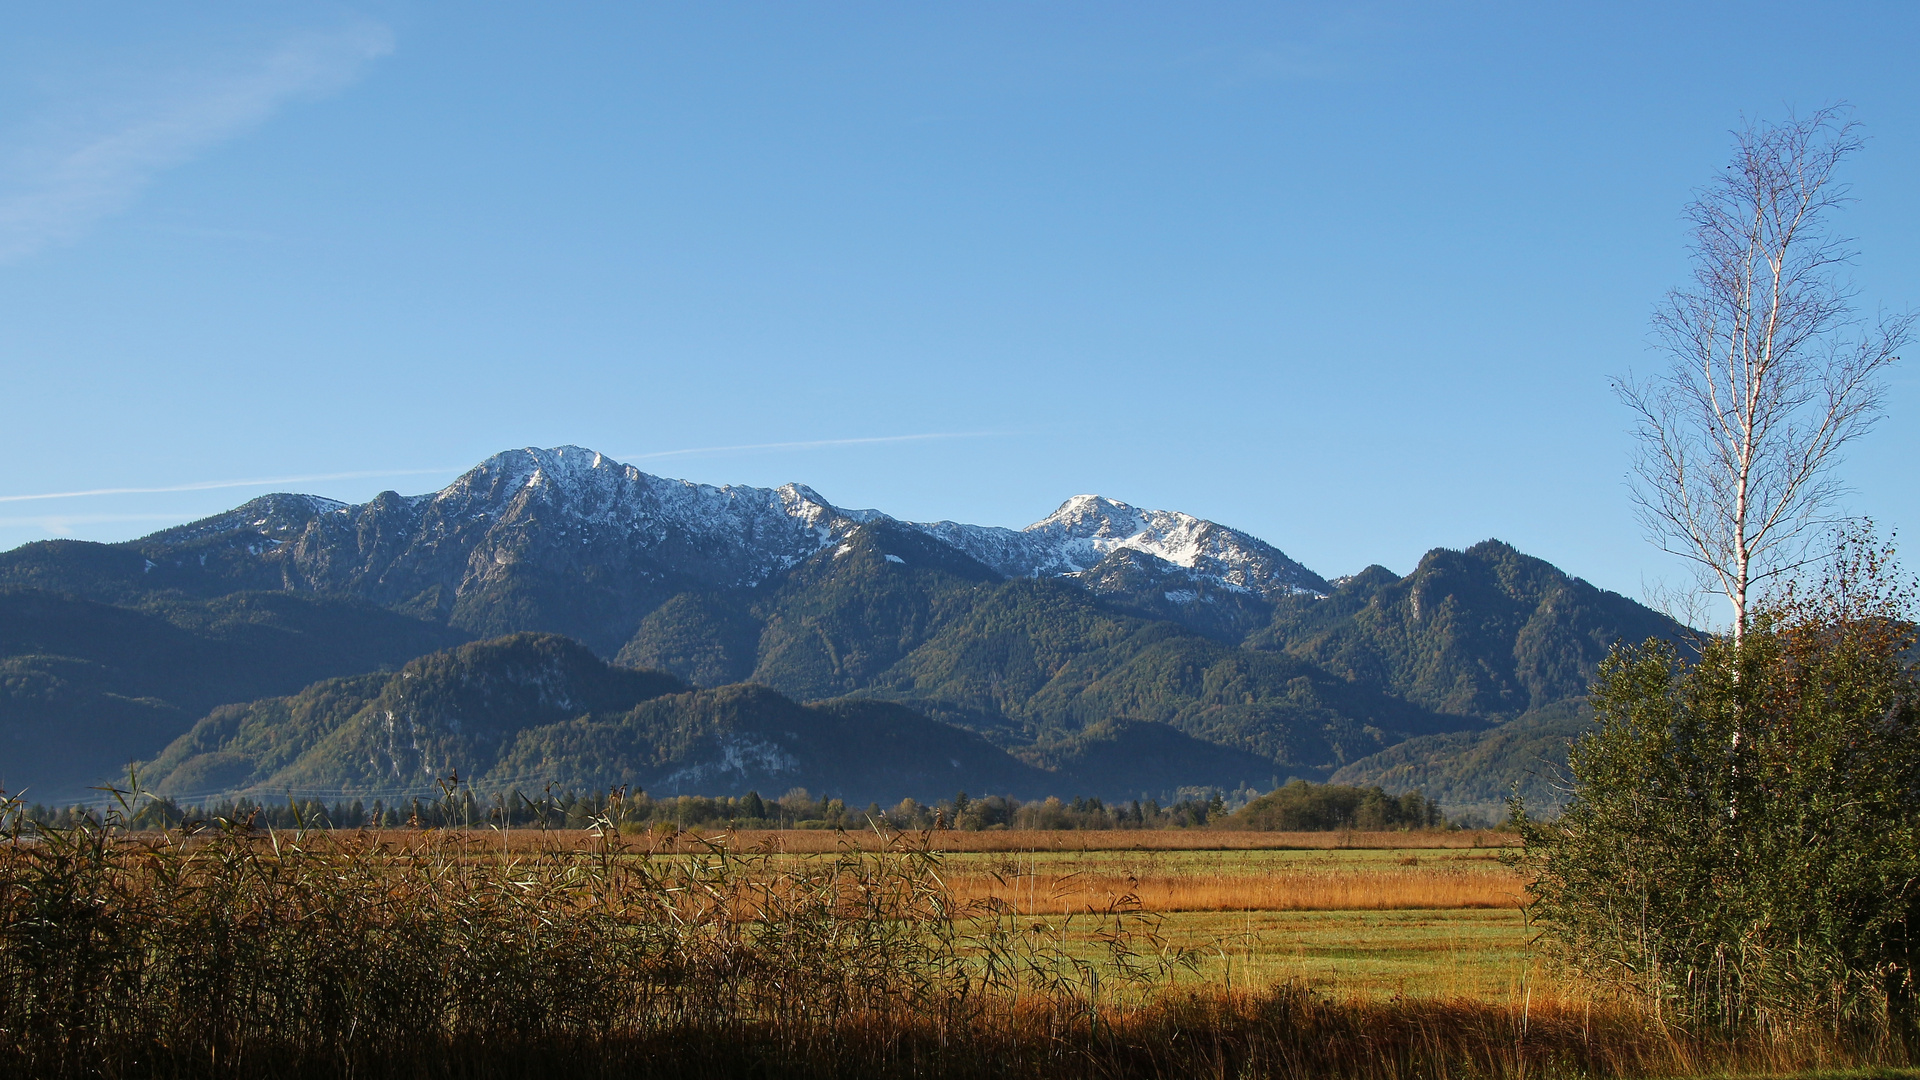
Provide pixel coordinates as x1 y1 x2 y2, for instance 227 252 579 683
0 446 1688 811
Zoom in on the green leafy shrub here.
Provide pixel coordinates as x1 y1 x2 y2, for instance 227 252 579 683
1518 539 1920 1038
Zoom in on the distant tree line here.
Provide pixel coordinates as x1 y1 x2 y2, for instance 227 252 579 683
1229 780 1444 831
22 779 1451 834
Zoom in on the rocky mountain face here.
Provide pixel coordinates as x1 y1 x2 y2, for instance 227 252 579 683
0 445 1689 807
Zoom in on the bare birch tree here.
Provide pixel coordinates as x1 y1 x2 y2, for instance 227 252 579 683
1617 107 1911 644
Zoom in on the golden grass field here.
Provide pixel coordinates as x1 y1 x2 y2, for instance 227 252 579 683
352 826 1538 1002
940 847 1524 914
686 828 1537 1003
926 843 1536 1001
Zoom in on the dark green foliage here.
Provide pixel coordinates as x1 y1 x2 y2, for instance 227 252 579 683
1254 541 1687 720
607 529 1476 777
617 590 762 686
0 539 201 605
138 673 392 799
1227 780 1443 831
745 522 1002 700
1519 549 1920 1032
444 561 676 658
1332 698 1593 823
995 794 1233 830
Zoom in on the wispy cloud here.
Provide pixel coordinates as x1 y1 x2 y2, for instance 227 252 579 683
0 20 393 262
0 467 450 504
617 432 1001 461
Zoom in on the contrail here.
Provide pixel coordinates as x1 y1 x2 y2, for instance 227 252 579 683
1 434 1002 504
0 468 454 504
620 432 998 461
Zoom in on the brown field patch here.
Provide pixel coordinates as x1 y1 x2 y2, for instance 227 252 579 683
945 864 1525 914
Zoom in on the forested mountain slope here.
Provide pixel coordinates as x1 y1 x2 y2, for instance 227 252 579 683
1249 541 1687 720
619 521 1475 771
138 634 1275 805
1331 698 1596 823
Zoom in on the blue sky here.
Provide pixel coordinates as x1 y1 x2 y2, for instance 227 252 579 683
2 3 1916 606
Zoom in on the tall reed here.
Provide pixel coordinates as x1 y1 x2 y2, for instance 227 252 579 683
0 785 1192 1078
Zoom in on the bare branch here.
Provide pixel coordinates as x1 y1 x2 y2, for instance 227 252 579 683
1618 105 1909 643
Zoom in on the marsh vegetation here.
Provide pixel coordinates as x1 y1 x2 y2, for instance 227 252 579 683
0 785 1907 1080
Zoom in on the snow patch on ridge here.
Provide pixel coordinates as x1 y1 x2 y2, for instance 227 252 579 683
658 736 800 788
911 494 1327 598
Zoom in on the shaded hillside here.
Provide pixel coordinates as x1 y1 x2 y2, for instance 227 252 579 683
1015 718 1284 801
864 578 1475 768
487 688 1058 804
1065 548 1279 643
615 590 761 687
1250 541 1686 720
143 635 685 798
740 522 1003 699
1330 698 1594 822
0 587 470 802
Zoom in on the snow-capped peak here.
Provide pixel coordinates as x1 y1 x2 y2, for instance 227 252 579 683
911 494 1327 597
